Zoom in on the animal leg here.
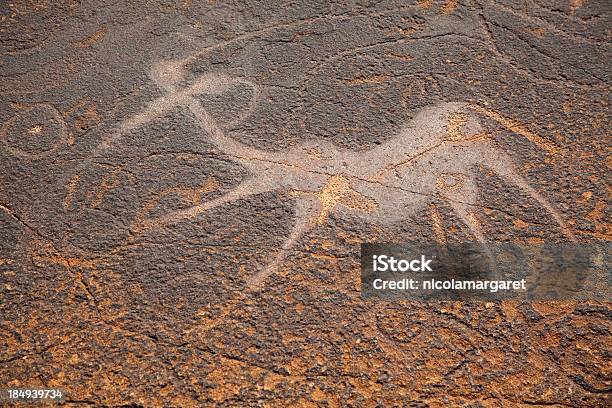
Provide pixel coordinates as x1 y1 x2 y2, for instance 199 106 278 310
440 174 500 281
132 177 273 234
247 196 320 288
479 148 576 241
446 194 487 244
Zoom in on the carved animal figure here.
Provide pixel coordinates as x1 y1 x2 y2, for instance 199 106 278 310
85 61 574 287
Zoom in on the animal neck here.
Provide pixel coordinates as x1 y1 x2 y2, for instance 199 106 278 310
183 97 271 162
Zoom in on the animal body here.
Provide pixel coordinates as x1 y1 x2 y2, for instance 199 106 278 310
97 62 574 286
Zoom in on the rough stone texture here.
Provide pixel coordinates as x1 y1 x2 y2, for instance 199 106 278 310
0 1 610 407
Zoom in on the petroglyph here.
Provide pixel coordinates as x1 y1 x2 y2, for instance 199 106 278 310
65 50 578 288
0 103 67 159
63 174 80 210
41 7 585 288
1 2 609 405
75 27 108 48
133 176 220 233
429 204 447 244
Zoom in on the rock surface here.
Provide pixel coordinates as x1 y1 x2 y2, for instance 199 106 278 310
1 1 610 406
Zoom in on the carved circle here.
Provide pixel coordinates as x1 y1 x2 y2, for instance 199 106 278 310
1 103 67 159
